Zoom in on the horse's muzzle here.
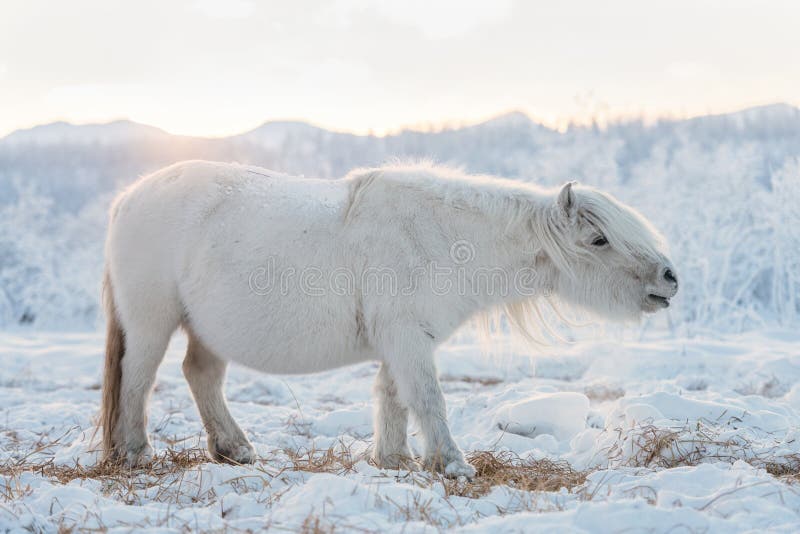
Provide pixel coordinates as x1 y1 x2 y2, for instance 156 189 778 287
644 265 678 310
646 293 671 308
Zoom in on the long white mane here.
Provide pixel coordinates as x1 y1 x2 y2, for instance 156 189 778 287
346 162 668 345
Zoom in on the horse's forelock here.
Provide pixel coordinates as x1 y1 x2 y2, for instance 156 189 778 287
578 188 666 263
532 205 582 279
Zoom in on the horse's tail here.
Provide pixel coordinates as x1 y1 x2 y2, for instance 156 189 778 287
100 268 125 460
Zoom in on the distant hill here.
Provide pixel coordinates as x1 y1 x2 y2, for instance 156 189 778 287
2 119 172 147
2 103 798 211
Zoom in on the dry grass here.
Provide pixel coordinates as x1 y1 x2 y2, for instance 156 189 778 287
443 450 589 498
1 448 209 486
0 447 215 506
0 437 361 498
4 422 799 503
299 514 334 534
439 375 503 386
281 440 360 475
627 424 736 468
583 384 625 402
1 440 590 510
5 423 800 534
763 456 800 483
602 421 800 484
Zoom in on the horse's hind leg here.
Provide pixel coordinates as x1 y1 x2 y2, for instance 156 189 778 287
371 363 416 469
182 331 255 464
115 314 177 465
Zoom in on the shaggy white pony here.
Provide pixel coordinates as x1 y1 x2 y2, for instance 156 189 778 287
100 161 678 478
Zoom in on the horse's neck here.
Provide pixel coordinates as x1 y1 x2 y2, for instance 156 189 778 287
437 192 556 305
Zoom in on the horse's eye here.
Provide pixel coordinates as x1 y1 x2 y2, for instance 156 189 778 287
591 235 608 247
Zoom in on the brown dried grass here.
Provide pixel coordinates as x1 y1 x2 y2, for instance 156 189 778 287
444 450 589 498
603 422 800 484
0 448 209 492
759 456 800 483
281 440 360 475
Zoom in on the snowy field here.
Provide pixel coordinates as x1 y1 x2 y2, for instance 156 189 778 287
2 107 800 531
2 327 800 532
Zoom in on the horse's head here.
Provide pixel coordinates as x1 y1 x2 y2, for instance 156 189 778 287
542 182 678 320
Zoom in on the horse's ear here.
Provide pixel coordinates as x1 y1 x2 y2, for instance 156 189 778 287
557 181 578 218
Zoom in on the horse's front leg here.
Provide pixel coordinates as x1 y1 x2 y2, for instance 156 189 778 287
377 328 475 478
371 362 417 469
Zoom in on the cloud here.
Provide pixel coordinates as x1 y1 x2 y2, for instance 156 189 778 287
666 62 719 80
377 0 513 39
321 0 514 39
192 0 255 20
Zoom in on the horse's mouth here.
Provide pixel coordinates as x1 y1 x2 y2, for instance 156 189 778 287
647 294 670 308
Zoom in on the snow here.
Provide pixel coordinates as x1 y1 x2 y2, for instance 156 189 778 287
2 329 800 532
493 392 590 441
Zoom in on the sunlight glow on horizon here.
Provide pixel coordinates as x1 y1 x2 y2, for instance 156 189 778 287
2 0 799 138
8 97 799 141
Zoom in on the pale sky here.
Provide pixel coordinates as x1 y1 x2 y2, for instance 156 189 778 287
1 0 799 138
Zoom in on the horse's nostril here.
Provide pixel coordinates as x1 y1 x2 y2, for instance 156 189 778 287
663 268 677 285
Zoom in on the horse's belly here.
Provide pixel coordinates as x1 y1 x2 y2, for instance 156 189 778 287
199 319 372 374
239 342 372 375
180 266 371 375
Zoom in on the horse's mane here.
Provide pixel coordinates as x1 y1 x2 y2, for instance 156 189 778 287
347 161 665 260
345 162 667 346
345 161 551 232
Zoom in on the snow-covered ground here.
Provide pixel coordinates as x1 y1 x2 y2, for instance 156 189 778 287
2 328 800 532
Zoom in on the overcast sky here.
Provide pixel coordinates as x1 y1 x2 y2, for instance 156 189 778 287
1 0 798 137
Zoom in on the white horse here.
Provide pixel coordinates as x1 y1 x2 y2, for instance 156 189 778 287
101 161 677 477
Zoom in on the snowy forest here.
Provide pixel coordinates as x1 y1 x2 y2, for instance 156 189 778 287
2 103 799 333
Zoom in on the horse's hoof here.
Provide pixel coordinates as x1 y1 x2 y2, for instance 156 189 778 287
424 452 476 479
444 459 476 479
212 442 256 464
124 444 154 467
373 450 421 471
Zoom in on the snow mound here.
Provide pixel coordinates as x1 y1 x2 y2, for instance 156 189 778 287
573 391 800 471
493 392 590 441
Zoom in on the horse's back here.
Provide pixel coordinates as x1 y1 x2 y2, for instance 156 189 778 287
106 161 366 373
108 160 350 270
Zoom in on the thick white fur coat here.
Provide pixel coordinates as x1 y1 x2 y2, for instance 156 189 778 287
103 160 677 476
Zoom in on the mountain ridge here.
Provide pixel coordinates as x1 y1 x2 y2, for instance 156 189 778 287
5 102 798 146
